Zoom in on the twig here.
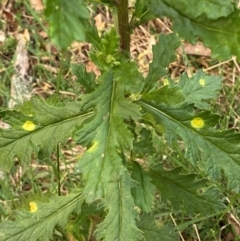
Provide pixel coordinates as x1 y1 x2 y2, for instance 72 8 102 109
193 224 201 241
203 57 234 71
170 213 185 241
232 56 240 72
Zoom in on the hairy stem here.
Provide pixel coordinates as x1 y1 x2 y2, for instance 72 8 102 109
117 0 130 56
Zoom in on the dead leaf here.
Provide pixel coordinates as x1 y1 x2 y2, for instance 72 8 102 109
227 212 240 236
14 31 30 75
86 61 101 76
177 42 211 56
39 64 58 74
0 31 6 43
29 0 44 11
94 14 106 32
9 30 32 108
38 30 48 38
3 9 13 21
0 0 9 17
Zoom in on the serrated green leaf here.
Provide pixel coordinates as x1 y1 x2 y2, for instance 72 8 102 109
71 64 97 93
143 33 180 93
95 173 144 241
115 61 144 93
151 0 234 21
140 99 240 190
44 0 89 49
75 71 141 202
131 162 155 213
65 202 103 241
133 127 155 156
148 165 225 214
168 71 222 108
131 0 155 26
150 0 240 59
0 98 92 170
86 26 102 50
0 191 84 241
137 214 178 241
142 86 185 106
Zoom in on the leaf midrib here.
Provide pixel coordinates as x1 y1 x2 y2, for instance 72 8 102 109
0 111 93 148
4 193 84 241
139 100 239 164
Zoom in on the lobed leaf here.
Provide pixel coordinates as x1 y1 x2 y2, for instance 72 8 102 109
115 61 144 93
143 33 180 93
71 64 97 93
150 0 240 59
133 127 155 157
132 0 156 26
142 86 184 106
44 0 89 49
137 214 178 241
131 162 155 213
148 165 225 214
0 98 92 170
95 173 143 241
140 98 240 190
168 71 222 108
75 71 141 202
0 191 84 241
150 0 234 21
86 25 102 50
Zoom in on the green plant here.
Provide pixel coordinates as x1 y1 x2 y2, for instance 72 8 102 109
0 0 240 240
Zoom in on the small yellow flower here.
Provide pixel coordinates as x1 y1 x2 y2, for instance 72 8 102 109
29 202 38 213
22 121 36 131
199 79 205 86
191 117 204 129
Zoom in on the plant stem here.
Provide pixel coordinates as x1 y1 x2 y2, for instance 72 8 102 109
117 0 130 57
57 143 61 196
